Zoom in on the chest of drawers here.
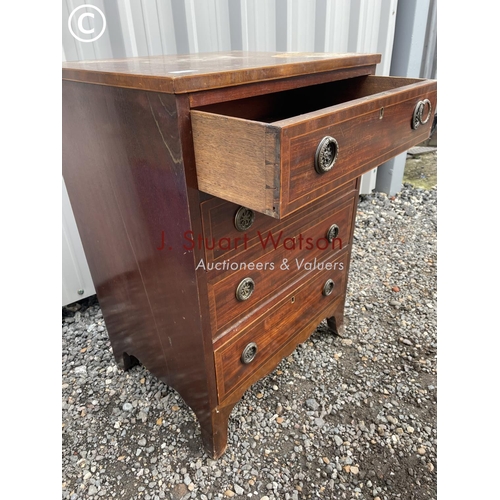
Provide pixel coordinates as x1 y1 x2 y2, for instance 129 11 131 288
62 51 436 458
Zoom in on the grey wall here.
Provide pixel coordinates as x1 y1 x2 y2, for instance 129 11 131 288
375 0 437 196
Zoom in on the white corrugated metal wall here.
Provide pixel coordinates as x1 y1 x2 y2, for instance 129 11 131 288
62 0 398 66
62 0 426 305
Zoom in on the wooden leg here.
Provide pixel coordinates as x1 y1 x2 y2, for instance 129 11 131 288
198 404 236 459
326 313 345 337
325 295 347 337
115 351 140 371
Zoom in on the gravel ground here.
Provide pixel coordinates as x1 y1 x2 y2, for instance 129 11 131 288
62 179 437 500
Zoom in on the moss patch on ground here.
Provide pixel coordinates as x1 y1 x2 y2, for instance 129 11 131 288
403 151 437 190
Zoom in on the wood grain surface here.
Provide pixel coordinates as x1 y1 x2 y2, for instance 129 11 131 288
207 196 356 337
62 81 218 450
62 51 435 459
214 258 348 402
200 178 357 269
62 51 381 93
191 75 437 218
191 111 281 217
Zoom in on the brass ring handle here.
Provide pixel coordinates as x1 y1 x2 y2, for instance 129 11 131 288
315 136 339 174
419 99 432 124
241 342 258 364
234 206 255 231
322 279 335 296
412 99 433 129
326 224 339 242
412 101 423 129
236 277 255 301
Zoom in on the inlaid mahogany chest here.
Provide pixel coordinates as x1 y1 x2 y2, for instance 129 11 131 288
62 51 436 458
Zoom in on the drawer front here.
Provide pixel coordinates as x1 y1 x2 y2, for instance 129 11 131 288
208 194 356 336
191 75 437 219
281 87 436 214
200 178 357 278
214 261 347 403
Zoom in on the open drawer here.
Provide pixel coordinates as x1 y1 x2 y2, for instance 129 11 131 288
191 75 437 219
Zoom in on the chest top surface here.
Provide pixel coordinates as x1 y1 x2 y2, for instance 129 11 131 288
62 51 381 94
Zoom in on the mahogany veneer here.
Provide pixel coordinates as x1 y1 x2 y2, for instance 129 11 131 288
62 51 436 458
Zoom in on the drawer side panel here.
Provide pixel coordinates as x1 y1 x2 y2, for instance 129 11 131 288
191 110 281 218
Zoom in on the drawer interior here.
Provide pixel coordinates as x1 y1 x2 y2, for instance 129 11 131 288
193 75 424 123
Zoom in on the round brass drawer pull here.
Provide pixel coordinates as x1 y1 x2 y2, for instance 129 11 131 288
412 102 422 129
315 136 339 174
419 98 432 124
323 279 335 296
241 342 258 364
234 206 255 231
236 277 255 301
326 224 339 242
412 99 432 129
